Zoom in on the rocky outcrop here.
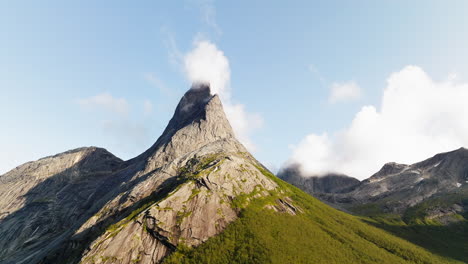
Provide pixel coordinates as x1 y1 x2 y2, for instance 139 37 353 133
345 148 468 211
280 148 468 224
80 152 277 264
0 84 282 264
0 147 124 263
296 148 468 222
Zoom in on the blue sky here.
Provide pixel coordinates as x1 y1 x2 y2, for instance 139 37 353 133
1 1 468 178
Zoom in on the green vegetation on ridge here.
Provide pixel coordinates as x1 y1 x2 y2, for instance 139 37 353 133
358 190 468 263
163 165 461 264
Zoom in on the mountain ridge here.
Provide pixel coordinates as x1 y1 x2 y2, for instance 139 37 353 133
0 84 283 264
0 84 463 263
281 147 468 213
280 147 468 262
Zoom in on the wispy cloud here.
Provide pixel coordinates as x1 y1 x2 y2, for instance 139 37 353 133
78 93 153 157
143 99 153 115
161 26 183 69
308 64 327 87
308 65 362 103
101 119 151 154
144 72 174 96
329 81 362 103
198 0 222 37
186 0 222 37
78 93 129 116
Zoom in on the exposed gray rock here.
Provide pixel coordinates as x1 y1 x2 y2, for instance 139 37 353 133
345 148 468 210
0 84 281 264
80 152 277 264
0 147 124 263
280 148 468 224
298 148 468 221
424 204 465 225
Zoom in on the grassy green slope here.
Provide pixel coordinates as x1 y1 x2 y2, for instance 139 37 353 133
163 167 461 264
355 189 468 263
362 215 467 263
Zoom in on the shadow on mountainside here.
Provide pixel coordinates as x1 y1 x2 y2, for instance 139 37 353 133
0 158 184 264
361 218 468 263
0 85 232 264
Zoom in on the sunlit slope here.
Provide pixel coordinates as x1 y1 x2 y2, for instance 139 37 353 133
164 168 461 264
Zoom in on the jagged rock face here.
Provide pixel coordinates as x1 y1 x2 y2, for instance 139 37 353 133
130 83 236 173
278 164 360 194
0 84 279 264
348 148 468 208
312 148 468 217
280 148 468 222
80 152 277 264
0 147 124 263
0 147 123 218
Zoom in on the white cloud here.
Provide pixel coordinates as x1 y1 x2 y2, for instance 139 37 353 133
329 81 362 103
143 99 153 115
184 40 230 96
183 39 262 151
286 65 468 180
78 93 129 116
161 1 260 152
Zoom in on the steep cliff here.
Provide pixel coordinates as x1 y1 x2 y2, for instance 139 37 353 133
0 84 462 264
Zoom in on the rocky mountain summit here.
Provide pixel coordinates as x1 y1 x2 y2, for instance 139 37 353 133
0 84 282 264
0 83 463 264
337 148 467 215
281 148 468 221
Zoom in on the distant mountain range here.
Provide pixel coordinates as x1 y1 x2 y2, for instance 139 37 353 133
279 165 360 194
279 148 468 262
279 148 468 216
0 84 464 263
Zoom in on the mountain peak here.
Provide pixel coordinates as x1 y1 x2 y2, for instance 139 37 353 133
190 81 211 91
368 162 408 179
158 82 235 146
1 85 460 264
452 146 468 155
130 84 237 170
177 82 212 112
169 83 214 130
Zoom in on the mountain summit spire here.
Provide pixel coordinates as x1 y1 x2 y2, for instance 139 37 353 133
170 83 213 130
0 84 460 264
129 84 236 172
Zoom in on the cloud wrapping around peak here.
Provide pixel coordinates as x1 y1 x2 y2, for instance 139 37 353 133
286 65 468 180
183 39 262 151
329 81 362 103
184 40 230 96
